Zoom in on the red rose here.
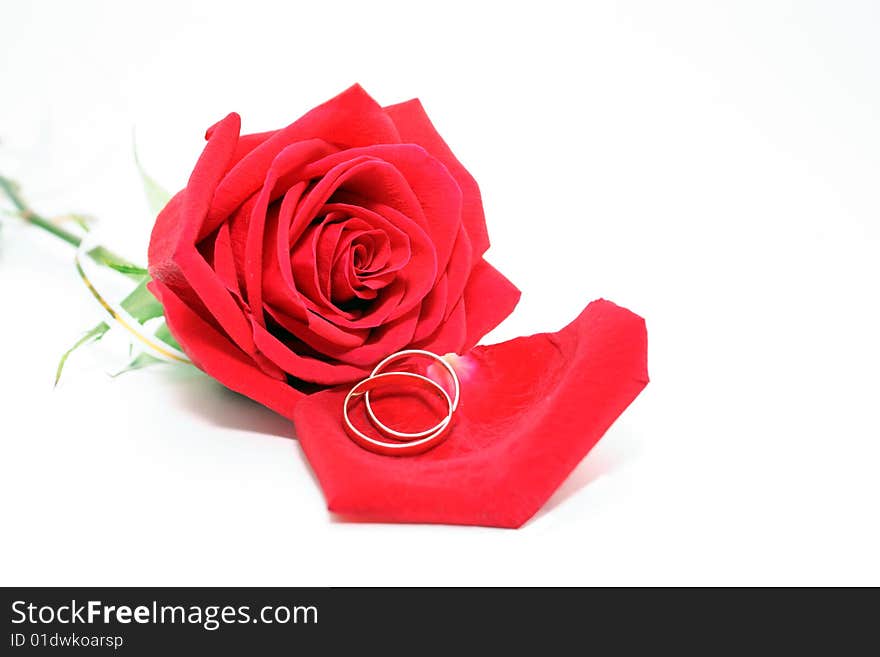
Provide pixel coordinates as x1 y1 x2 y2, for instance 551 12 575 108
148 85 520 418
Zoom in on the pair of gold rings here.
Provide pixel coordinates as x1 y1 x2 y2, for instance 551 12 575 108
343 350 460 456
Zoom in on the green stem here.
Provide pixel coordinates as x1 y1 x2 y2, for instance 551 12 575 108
0 175 83 247
0 174 142 272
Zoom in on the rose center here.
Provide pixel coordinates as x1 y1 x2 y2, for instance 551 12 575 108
330 228 394 309
290 211 399 314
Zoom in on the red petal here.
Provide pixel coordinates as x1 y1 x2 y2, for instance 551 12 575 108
203 84 397 237
148 113 258 355
301 145 461 274
413 296 467 355
149 280 303 420
250 320 370 385
244 139 338 327
412 257 520 354
384 98 490 257
293 299 648 528
460 258 521 351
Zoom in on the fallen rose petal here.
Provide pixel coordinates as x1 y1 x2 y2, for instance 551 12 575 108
293 299 649 528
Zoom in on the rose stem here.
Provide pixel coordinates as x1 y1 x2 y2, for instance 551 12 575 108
0 174 83 247
0 173 143 271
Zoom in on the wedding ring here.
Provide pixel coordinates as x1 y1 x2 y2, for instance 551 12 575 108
365 349 460 440
343 371 454 456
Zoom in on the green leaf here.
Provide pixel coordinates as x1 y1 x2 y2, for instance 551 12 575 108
110 352 163 378
86 245 148 280
55 287 179 384
153 320 182 350
56 263 178 384
53 213 94 233
66 214 94 233
119 278 164 323
55 322 109 386
103 261 149 276
133 135 172 216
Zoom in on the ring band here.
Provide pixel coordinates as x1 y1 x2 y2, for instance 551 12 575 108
343 371 454 456
365 349 460 440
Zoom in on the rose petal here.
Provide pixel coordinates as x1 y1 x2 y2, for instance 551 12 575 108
459 258 521 351
439 225 472 320
326 304 422 367
207 128 277 171
293 299 649 528
301 145 460 274
262 182 310 322
246 139 344 328
210 222 242 298
384 98 490 257
285 156 440 328
203 83 398 237
411 275 448 343
412 258 519 353
149 280 303 420
280 309 370 352
149 113 257 355
251 320 371 385
413 296 467 355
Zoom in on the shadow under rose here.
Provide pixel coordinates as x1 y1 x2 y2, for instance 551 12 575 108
154 363 643 529
159 364 295 439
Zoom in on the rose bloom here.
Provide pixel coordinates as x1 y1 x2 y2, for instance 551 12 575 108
148 85 519 418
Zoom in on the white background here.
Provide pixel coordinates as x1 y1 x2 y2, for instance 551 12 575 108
1 1 878 586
